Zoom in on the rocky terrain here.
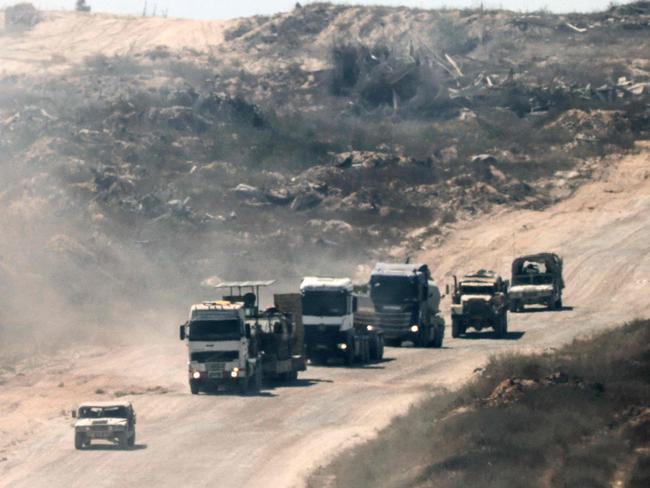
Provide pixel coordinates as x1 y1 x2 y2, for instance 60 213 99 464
1 2 650 351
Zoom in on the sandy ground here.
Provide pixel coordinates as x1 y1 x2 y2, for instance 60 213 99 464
0 11 231 76
0 143 648 487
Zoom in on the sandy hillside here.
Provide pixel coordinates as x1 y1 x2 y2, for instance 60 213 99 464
0 10 231 75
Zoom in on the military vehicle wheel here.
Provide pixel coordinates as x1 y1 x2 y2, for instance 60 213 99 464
494 314 507 338
190 380 200 395
551 297 563 310
128 432 135 447
75 432 85 450
286 370 298 382
452 318 462 338
118 432 128 449
509 301 521 313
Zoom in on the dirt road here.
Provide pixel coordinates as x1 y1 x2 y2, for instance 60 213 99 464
1 144 649 487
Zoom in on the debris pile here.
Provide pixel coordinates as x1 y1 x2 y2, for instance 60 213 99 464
4 3 41 29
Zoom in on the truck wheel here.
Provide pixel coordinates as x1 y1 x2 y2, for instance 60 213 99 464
118 432 128 449
509 301 519 313
128 431 136 447
344 338 355 365
385 338 401 347
414 326 428 348
75 432 85 450
238 376 250 395
253 366 262 392
552 297 563 310
375 335 384 361
452 318 462 338
189 380 200 395
432 325 444 348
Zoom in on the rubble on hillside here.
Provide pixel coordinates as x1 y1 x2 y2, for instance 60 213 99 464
5 3 41 29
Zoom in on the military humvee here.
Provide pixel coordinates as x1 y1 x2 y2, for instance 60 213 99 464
451 270 509 338
73 401 136 449
509 253 564 312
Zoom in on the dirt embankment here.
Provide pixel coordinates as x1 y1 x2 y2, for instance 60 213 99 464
313 319 650 488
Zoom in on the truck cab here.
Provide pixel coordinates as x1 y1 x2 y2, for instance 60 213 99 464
368 263 444 348
179 300 261 395
301 277 384 364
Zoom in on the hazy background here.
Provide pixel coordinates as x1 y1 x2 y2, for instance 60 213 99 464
0 0 636 18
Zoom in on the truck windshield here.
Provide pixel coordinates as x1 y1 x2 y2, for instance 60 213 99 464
460 285 494 295
370 276 417 304
189 320 240 341
302 291 347 316
79 406 128 419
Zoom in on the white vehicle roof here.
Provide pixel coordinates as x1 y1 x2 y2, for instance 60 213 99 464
78 401 132 409
371 262 426 277
300 276 353 292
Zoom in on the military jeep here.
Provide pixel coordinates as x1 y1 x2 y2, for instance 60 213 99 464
451 270 509 338
73 401 136 449
509 253 564 312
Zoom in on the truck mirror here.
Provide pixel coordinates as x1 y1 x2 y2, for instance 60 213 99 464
352 296 358 312
179 324 186 341
71 410 77 418
445 284 450 295
245 323 251 339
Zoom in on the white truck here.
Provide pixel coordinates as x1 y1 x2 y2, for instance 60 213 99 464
301 276 384 365
180 300 263 395
179 281 306 395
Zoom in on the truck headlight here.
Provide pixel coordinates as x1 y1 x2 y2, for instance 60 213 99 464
337 343 348 350
192 371 201 379
230 371 238 378
367 325 374 331
410 325 419 333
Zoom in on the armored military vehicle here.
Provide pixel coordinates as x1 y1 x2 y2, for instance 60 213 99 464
451 270 509 338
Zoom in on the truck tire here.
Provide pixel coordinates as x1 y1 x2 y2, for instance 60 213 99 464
343 337 355 365
75 432 85 450
431 324 444 348
253 365 262 392
128 431 135 447
509 301 521 313
118 432 128 449
372 335 385 361
414 326 429 348
189 380 200 395
452 318 462 338
385 338 401 347
238 376 250 395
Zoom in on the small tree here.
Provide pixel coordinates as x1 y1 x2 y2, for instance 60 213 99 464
76 0 91 12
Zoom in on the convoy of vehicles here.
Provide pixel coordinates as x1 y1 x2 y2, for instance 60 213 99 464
73 401 136 450
75 253 566 445
509 253 565 312
300 276 384 364
366 263 445 348
451 270 509 338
